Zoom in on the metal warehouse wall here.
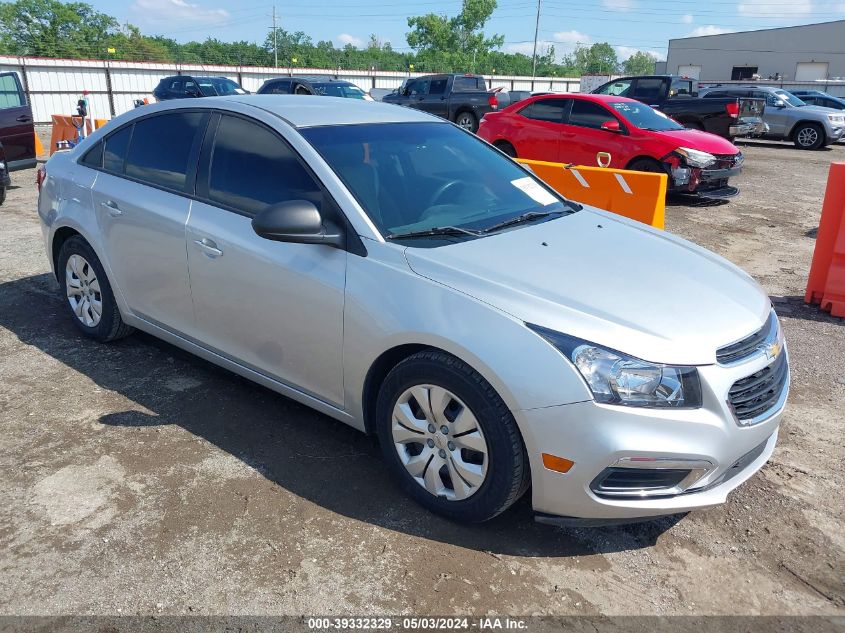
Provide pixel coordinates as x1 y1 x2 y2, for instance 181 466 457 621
0 56 581 123
666 20 845 84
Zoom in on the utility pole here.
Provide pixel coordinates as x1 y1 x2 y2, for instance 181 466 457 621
272 6 278 68
531 0 541 80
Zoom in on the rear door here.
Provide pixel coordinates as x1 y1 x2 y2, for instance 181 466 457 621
512 98 570 162
89 110 207 333
630 77 668 107
0 72 35 169
185 112 347 406
559 99 623 167
418 76 449 118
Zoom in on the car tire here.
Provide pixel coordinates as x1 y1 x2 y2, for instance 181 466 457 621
494 141 517 158
627 157 666 174
57 235 134 342
375 349 530 522
0 186 6 206
454 111 478 133
793 123 824 150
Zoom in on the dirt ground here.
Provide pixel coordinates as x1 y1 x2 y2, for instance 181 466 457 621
0 138 843 617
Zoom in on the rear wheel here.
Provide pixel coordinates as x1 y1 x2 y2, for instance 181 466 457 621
793 123 824 150
454 111 478 133
57 235 133 342
494 141 517 158
376 350 529 522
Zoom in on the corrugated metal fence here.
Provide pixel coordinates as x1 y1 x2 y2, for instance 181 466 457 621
0 55 582 123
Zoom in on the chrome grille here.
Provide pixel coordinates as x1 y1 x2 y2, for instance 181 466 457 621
717 311 775 365
712 153 743 169
728 352 788 423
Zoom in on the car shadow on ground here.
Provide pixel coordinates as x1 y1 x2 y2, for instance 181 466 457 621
1 272 683 557
771 295 844 325
733 140 836 152
666 195 731 209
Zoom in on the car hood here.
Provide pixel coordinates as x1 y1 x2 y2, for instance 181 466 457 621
800 105 844 115
404 208 770 365
646 128 740 154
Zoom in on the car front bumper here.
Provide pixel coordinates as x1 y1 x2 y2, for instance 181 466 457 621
516 347 788 522
826 125 845 143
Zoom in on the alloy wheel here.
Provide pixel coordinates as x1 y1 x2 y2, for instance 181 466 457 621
456 115 474 130
797 127 819 147
391 384 489 501
65 254 102 327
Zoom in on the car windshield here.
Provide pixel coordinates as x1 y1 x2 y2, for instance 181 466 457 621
300 122 574 242
774 90 806 107
198 78 246 96
312 83 368 99
609 101 683 131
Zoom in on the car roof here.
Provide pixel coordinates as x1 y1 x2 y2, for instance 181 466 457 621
210 94 439 127
524 93 640 104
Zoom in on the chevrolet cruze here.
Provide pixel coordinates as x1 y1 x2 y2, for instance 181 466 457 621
37 96 789 525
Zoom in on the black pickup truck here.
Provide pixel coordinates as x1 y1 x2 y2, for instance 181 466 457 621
382 73 495 133
592 75 765 140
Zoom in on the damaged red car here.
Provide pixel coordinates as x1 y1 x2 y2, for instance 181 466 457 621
477 93 743 198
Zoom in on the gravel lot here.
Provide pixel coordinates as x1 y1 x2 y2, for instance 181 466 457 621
0 139 843 617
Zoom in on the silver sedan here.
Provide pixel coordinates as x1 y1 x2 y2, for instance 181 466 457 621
38 96 788 525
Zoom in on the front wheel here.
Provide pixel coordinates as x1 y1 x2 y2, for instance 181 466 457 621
376 350 529 522
494 141 517 158
454 111 478 133
793 123 824 150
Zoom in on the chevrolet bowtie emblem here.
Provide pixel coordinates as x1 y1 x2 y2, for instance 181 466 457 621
763 340 782 361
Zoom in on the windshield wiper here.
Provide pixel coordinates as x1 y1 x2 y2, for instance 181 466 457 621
482 209 567 234
385 225 482 240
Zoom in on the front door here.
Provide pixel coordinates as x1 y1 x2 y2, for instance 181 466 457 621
185 113 346 406
0 72 35 170
559 99 622 167
89 111 206 333
756 92 790 136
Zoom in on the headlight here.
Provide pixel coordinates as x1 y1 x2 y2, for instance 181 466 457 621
675 147 717 168
829 114 845 124
528 325 702 408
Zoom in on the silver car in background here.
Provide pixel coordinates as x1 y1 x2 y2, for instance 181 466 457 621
38 96 789 525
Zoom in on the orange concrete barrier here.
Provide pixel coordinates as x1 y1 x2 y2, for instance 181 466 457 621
33 132 43 157
805 162 845 317
49 116 109 155
517 158 667 229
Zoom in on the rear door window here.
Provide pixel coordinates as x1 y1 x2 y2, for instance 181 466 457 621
429 78 448 95
103 124 133 174
124 112 205 191
631 78 665 100
207 115 322 216
520 98 569 122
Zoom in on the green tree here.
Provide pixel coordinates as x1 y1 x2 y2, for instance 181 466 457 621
622 50 658 76
573 42 618 75
406 0 503 72
0 0 119 58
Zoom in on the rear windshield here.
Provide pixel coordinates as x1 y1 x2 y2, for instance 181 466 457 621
609 101 683 131
453 76 485 91
312 83 367 99
197 78 246 96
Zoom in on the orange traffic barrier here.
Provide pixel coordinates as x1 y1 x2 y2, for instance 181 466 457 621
49 115 109 155
517 158 667 229
805 162 845 318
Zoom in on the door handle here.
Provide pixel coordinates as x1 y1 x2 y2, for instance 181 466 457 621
100 200 121 216
193 238 223 258
16 115 31 123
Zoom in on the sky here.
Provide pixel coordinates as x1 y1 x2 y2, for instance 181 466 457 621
90 0 845 62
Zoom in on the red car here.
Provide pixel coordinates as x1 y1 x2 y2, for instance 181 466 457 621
477 93 743 198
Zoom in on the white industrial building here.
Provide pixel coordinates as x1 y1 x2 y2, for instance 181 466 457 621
665 20 845 82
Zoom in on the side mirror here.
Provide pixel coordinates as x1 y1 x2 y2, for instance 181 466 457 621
252 200 344 248
601 120 622 133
